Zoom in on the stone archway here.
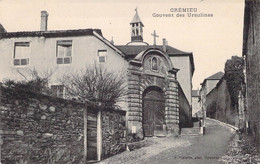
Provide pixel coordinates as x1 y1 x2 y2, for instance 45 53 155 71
142 86 165 137
127 48 180 138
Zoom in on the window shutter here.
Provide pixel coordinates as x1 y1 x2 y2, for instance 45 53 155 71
21 58 29 65
64 57 71 64
99 56 105 63
57 58 64 64
13 59 21 65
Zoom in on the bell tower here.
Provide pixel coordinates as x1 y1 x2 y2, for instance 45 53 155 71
130 8 144 42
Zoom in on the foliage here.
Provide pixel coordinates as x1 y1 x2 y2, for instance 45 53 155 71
224 56 245 109
3 68 52 95
60 63 127 107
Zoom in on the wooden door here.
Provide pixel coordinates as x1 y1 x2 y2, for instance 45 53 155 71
143 88 165 137
87 111 97 160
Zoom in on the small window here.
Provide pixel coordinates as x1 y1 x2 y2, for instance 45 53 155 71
51 85 65 98
98 50 107 63
13 42 30 66
56 40 72 64
152 57 158 70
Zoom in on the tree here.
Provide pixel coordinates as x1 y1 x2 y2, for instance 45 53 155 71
60 63 127 107
224 56 245 109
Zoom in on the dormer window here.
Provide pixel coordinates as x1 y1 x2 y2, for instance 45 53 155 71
56 40 72 64
13 42 30 66
152 57 158 71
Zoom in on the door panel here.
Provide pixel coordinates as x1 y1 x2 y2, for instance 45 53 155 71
87 112 97 160
143 88 165 137
143 101 154 136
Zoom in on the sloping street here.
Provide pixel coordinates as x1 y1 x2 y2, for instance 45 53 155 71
100 118 236 164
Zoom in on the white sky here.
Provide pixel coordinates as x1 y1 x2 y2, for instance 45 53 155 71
0 0 245 89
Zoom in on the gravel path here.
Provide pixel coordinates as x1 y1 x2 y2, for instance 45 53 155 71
100 118 237 164
99 137 190 164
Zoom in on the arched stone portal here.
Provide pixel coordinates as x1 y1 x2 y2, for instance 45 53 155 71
143 86 165 136
127 48 180 139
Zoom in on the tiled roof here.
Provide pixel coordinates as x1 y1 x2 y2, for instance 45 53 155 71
201 71 224 87
116 45 190 57
0 29 102 38
206 71 224 80
116 44 194 74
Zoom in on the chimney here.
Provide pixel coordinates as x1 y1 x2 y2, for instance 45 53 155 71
163 38 167 52
40 11 49 31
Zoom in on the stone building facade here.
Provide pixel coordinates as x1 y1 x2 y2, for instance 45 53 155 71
127 48 179 138
0 9 194 139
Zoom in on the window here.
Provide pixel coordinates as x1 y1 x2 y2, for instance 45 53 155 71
56 40 72 64
152 57 158 70
98 50 107 63
13 42 30 66
51 85 65 98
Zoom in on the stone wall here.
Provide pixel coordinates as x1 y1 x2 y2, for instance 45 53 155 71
101 108 126 159
205 78 238 126
0 85 127 163
178 84 192 128
243 0 260 146
0 86 86 163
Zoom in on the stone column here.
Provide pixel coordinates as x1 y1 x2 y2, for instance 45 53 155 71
127 65 143 139
165 77 179 136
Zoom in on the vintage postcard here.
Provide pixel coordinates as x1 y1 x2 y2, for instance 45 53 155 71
0 0 259 163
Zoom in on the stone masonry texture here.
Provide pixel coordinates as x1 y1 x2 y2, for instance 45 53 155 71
101 109 126 159
0 85 127 163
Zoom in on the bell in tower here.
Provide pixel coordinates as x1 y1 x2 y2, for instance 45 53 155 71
130 8 144 42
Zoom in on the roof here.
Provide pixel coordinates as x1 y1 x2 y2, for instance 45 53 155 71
0 29 103 39
130 11 143 25
192 90 200 97
116 45 195 74
206 71 224 80
201 71 224 87
0 24 6 33
116 45 189 57
0 28 125 58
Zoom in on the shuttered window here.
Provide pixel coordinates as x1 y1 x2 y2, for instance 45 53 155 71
98 50 107 63
13 42 30 66
56 40 72 64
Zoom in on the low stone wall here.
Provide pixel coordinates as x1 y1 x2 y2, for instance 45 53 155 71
0 85 127 163
101 108 126 159
0 86 86 163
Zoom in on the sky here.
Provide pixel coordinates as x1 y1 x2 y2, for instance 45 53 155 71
0 0 245 89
